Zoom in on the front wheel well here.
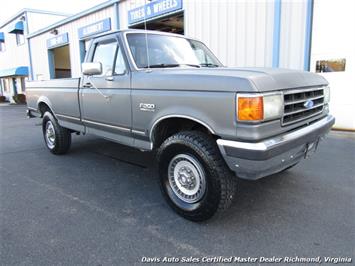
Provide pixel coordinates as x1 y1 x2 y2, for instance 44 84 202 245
151 117 218 148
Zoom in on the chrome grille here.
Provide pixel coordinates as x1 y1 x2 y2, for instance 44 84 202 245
282 87 324 126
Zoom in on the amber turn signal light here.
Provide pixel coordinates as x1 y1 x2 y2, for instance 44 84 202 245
237 96 264 121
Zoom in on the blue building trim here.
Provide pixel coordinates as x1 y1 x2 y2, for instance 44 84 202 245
272 0 282 68
303 0 314 70
0 66 29 78
128 0 183 25
78 18 111 39
47 33 69 49
8 21 24 34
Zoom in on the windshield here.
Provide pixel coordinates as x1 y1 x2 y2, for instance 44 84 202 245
126 33 222 69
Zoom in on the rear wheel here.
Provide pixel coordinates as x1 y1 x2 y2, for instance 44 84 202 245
42 111 71 154
157 131 236 221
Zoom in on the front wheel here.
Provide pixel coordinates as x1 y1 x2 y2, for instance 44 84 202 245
42 111 71 155
157 131 237 221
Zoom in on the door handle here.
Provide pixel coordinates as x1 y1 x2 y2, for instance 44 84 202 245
105 76 114 81
83 82 92 88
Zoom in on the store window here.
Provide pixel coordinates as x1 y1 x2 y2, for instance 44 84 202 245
3 79 11 93
0 42 5 52
20 78 26 93
48 44 72 79
16 33 25 45
315 58 346 73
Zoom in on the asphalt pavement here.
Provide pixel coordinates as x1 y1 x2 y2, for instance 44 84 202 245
0 105 354 265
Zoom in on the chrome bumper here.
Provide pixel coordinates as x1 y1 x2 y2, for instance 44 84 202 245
217 115 335 180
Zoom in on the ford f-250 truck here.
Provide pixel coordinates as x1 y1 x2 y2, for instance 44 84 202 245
26 30 335 221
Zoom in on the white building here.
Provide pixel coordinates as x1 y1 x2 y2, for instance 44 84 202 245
27 1 120 80
28 0 314 80
0 9 69 102
6 0 354 130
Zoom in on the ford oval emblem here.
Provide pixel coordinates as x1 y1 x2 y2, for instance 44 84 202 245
304 99 314 109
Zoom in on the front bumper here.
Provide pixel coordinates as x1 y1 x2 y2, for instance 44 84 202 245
217 115 335 180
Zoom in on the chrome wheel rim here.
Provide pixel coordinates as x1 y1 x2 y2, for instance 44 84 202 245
168 154 206 203
45 121 55 149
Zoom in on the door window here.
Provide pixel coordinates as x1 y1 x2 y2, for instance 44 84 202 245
92 42 117 76
114 47 126 75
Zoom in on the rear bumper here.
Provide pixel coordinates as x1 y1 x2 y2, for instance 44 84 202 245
217 115 335 180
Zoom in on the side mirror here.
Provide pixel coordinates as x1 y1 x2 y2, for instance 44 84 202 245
82 62 102 76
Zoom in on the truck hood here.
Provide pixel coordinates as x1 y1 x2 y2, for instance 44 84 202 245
133 67 328 92
225 67 328 91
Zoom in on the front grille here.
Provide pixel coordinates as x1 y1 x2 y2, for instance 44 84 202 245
282 87 324 126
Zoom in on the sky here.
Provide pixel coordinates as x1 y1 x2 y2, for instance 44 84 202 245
0 0 107 25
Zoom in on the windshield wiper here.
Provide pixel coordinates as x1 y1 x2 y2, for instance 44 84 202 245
200 63 220 67
144 63 179 68
182 64 201 68
143 63 201 68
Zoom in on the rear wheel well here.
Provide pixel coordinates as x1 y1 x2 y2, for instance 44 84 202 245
38 102 51 117
38 102 77 134
151 118 217 148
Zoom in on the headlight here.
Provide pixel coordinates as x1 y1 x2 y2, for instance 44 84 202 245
323 86 330 103
237 93 283 122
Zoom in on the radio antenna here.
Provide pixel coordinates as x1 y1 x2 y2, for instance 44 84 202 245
144 0 150 70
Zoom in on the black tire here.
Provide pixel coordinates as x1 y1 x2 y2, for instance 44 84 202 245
42 111 71 155
157 131 237 222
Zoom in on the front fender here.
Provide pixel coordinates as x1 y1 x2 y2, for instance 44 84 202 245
132 90 237 142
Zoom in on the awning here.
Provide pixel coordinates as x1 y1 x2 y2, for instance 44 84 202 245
0 32 4 42
8 21 24 34
0 66 28 77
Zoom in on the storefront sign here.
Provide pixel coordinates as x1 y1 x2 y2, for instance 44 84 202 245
128 0 183 25
78 18 111 39
47 33 69 49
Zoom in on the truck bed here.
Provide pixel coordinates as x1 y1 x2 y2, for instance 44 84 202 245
26 78 81 119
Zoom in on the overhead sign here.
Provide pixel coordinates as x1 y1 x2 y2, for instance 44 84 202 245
47 33 69 49
78 18 111 39
128 0 183 25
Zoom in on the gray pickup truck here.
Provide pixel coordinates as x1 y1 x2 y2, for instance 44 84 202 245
26 30 335 221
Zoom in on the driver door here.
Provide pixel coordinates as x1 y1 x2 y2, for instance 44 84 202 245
80 39 132 146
